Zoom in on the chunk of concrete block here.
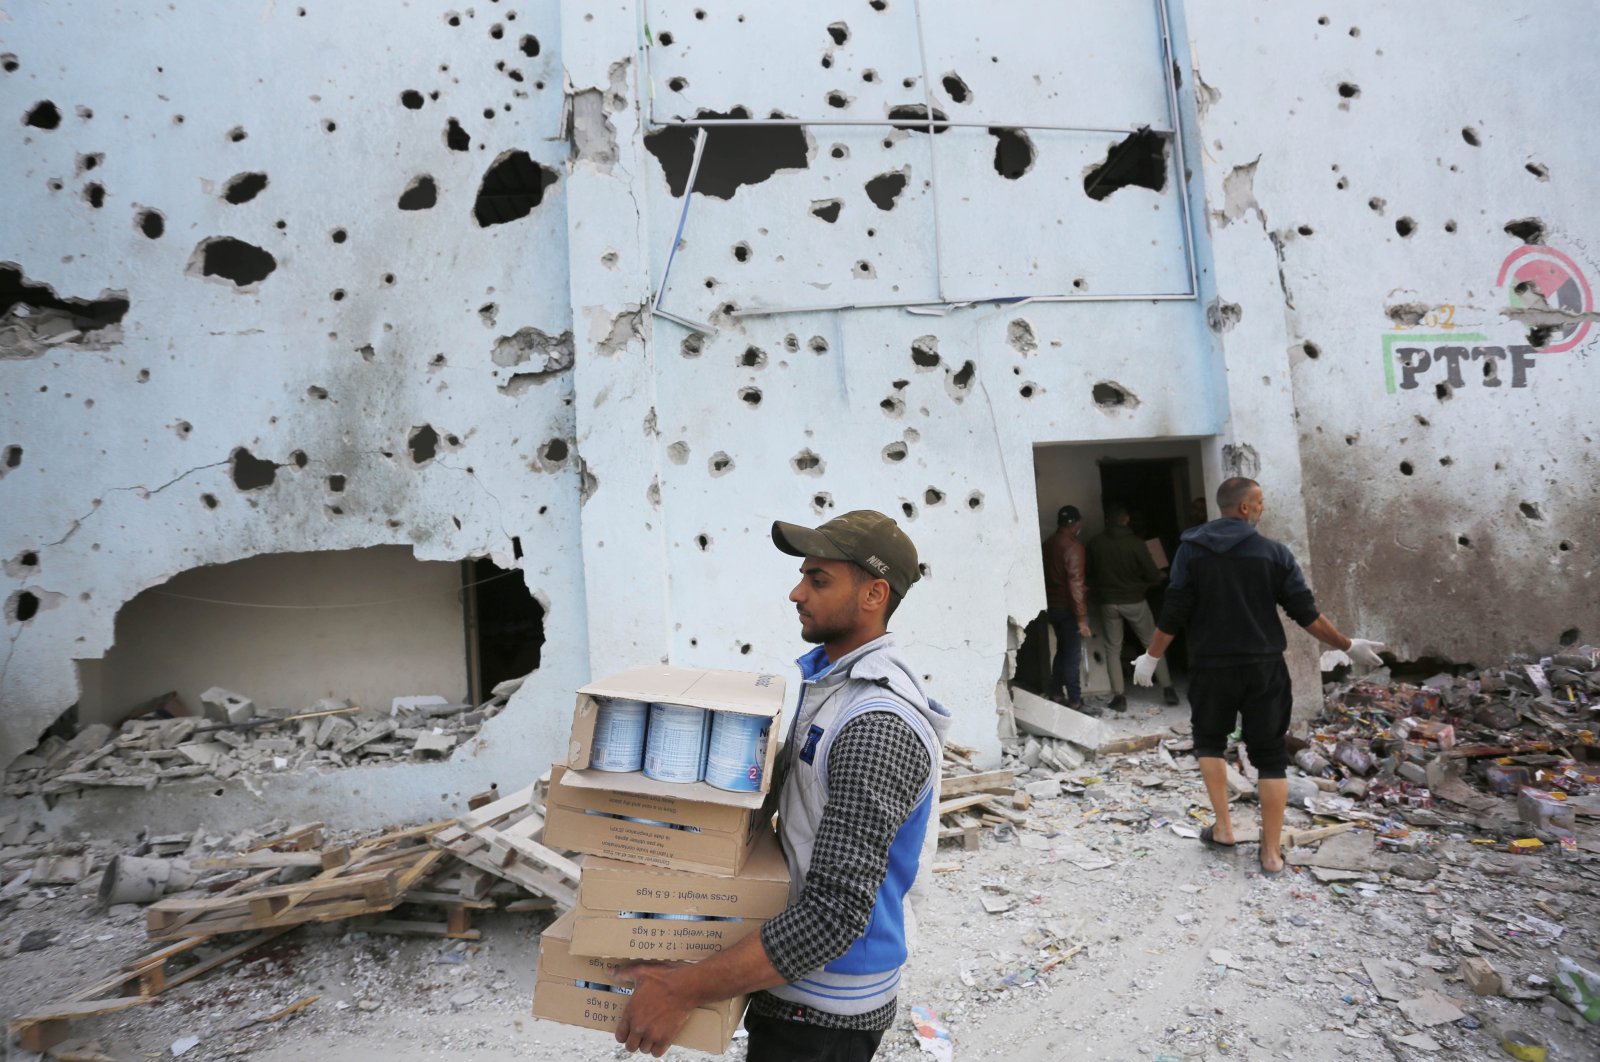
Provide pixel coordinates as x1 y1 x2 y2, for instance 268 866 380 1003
159 718 202 748
491 675 526 698
315 715 356 749
412 732 457 758
175 741 231 767
1460 955 1503 996
200 688 256 725
338 718 396 754
1010 688 1107 750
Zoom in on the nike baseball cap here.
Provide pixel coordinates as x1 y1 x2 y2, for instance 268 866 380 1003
771 510 921 598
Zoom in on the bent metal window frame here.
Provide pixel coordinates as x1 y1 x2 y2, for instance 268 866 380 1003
639 0 1199 321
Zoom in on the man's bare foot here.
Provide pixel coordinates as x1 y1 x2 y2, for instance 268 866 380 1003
1258 851 1285 875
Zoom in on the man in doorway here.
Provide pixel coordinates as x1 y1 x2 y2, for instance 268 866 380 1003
615 510 949 1060
1087 503 1179 710
1132 478 1384 874
1042 505 1093 712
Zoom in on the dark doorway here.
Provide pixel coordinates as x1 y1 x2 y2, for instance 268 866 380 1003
463 558 545 703
1097 457 1195 680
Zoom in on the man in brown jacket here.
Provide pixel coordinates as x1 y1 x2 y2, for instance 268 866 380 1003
1042 505 1092 711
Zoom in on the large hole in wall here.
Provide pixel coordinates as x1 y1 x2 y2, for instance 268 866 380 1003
644 108 810 199
9 547 547 797
1 265 129 357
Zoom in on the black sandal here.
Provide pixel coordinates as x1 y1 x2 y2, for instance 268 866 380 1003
1200 825 1236 850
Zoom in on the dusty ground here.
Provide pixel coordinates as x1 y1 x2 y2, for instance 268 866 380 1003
3 688 1598 1062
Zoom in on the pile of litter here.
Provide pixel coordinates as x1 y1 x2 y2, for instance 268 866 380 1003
1292 644 1600 858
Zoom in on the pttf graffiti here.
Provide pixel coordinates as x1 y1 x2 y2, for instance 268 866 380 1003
1381 245 1593 394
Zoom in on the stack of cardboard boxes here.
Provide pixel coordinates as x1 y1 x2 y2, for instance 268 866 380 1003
532 666 791 1053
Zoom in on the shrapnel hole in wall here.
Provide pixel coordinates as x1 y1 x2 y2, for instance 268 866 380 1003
409 424 440 464
989 128 1034 179
222 172 268 205
1082 127 1167 201
137 209 165 239
399 175 439 211
791 449 823 474
446 118 471 151
9 590 40 623
644 109 810 200
24 101 61 129
887 104 947 132
230 447 277 491
473 151 557 227
811 198 843 223
189 237 277 287
1504 218 1545 244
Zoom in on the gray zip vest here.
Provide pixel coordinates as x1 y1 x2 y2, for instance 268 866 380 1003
768 635 950 1015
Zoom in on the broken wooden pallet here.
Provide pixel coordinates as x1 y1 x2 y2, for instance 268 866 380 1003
145 824 448 939
430 783 579 908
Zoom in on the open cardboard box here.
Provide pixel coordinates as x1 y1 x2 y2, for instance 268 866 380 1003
571 826 790 961
544 764 775 875
533 909 746 1054
564 666 787 810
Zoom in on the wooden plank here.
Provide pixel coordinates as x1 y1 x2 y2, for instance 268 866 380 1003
494 833 581 882
937 793 993 817
938 769 1016 797
459 784 536 830
162 928 296 990
198 851 326 870
396 890 495 909
365 918 481 941
10 995 149 1025
246 822 325 853
503 897 557 913
1284 822 1355 848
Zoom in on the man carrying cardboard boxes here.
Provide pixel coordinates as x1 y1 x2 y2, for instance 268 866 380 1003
614 510 950 1061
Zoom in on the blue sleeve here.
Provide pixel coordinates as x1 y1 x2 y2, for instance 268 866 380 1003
1156 542 1195 634
1276 548 1320 627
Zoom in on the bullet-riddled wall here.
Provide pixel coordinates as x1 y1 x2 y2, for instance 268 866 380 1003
1183 3 1600 660
3 2 1592 832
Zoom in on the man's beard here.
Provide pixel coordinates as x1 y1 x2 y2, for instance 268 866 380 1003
799 610 853 646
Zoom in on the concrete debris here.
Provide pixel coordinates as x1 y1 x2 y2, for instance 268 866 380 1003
199 687 256 724
5 684 516 798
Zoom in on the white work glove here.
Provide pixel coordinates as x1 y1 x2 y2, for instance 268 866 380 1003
1132 654 1160 687
1320 638 1386 672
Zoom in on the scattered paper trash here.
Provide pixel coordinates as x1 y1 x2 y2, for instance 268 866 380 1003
1554 956 1600 1023
911 1004 953 1062
170 1035 201 1057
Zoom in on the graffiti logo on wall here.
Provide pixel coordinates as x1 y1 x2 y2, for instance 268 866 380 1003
1382 244 1594 394
1497 245 1593 353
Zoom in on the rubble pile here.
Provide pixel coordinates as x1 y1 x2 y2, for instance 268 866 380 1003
1 775 576 1051
2 679 524 800
1295 645 1600 851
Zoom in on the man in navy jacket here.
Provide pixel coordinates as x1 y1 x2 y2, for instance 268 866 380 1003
1131 477 1384 874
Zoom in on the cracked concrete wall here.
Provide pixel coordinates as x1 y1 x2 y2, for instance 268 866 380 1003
1187 3 1600 664
1 3 589 826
